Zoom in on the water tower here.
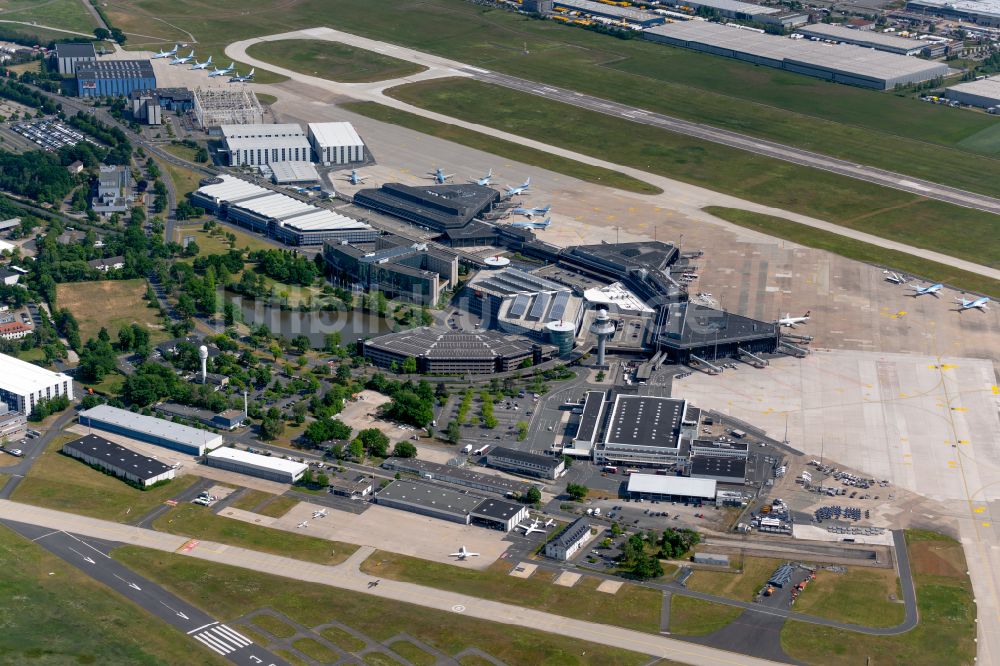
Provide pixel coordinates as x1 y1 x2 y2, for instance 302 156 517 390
198 345 209 384
589 309 615 366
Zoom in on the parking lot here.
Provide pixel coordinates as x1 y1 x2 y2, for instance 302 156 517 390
11 119 97 152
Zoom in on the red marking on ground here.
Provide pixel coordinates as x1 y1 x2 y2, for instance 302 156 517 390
179 539 200 553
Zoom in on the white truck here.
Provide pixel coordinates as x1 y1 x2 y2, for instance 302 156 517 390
462 444 473 454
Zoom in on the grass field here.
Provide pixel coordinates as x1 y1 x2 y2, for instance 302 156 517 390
0 525 229 665
781 530 976 666
342 101 660 194
791 566 904 628
173 224 274 254
55 278 167 342
10 431 199 522
115 546 655 666
685 556 782 601
359 550 661 633
162 159 206 197
256 494 298 518
388 640 436 666
107 0 1000 190
252 614 296 638
386 78 1000 269
162 142 202 163
153 504 357 565
247 39 426 82
14 346 46 364
668 595 743 636
0 0 98 35
228 488 272 511
704 207 1000 297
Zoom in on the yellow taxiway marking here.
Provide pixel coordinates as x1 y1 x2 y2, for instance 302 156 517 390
893 311 907 318
983 522 992 528
899 393 908 398
952 407 968 412
959 439 969 444
975 507 986 514
605 215 616 221
628 207 637 213
992 385 999 395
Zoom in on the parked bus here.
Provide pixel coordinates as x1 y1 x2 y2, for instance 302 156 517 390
603 465 618 474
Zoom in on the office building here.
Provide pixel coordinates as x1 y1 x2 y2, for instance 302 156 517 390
53 43 96 75
486 447 564 480
0 402 27 441
545 517 591 561
362 327 552 375
307 122 365 165
205 447 307 483
221 124 312 167
0 353 73 415
78 404 223 456
76 59 156 97
594 395 694 467
63 434 175 488
375 480 483 524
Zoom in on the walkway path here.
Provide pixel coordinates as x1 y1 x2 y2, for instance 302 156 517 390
227 27 1000 282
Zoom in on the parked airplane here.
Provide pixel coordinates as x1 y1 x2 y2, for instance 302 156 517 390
449 546 480 560
909 283 943 297
883 270 905 285
296 520 308 529
152 44 179 59
170 49 196 65
208 62 235 77
516 519 546 536
229 68 255 83
510 204 550 219
470 169 493 186
504 177 531 197
427 167 454 184
312 508 328 519
544 519 555 528
190 55 213 70
777 311 810 328
955 296 990 311
510 217 551 230
344 169 369 185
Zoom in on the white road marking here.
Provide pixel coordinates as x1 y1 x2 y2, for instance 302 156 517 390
213 624 252 647
191 624 253 655
194 633 232 655
187 621 218 635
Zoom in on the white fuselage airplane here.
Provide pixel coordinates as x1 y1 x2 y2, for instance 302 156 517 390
152 44 179 59
883 270 905 284
510 217 551 230
471 169 493 186
909 283 943 297
504 178 531 197
544 518 555 528
449 546 480 560
517 519 546 536
296 520 308 529
778 311 810 328
955 296 990 311
191 56 213 70
510 204 550 219
229 68 255 83
170 50 195 65
345 169 369 185
208 62 235 77
312 509 328 518
428 168 454 184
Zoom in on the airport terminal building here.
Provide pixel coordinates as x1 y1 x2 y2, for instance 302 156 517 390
353 183 500 233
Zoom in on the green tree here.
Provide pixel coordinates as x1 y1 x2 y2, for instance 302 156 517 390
516 421 530 441
444 420 461 444
348 438 364 460
566 483 588 501
401 356 418 374
524 486 542 504
393 441 418 458
384 390 434 427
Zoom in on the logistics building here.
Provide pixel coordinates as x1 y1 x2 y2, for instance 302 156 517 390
375 480 483 524
307 122 365 165
363 327 553 374
323 234 458 305
221 124 312 166
78 405 223 456
946 75 1000 108
486 447 565 480
644 21 949 89
53 43 96 75
553 0 666 26
0 352 74 415
63 434 175 488
660 0 808 26
205 447 307 483
545 517 591 561
353 183 500 233
382 457 536 498
906 0 1000 26
627 473 718 502
796 23 929 55
77 60 156 97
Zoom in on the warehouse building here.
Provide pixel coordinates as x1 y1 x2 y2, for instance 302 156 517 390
644 21 950 90
627 473 717 502
594 395 695 467
382 457 535 498
307 122 365 165
353 183 501 233
486 447 564 480
553 0 665 26
78 405 223 456
0 403 26 440
77 59 156 97
470 498 530 532
545 517 591 561
796 23 929 56
270 161 320 185
205 447 307 483
362 327 553 374
690 455 747 485
323 234 458 305
328 475 373 497
53 43 96 75
566 390 606 458
906 0 1000 26
0 352 74 415
221 124 312 167
193 87 264 128
946 75 1000 108
375 480 483 524
63 434 175 488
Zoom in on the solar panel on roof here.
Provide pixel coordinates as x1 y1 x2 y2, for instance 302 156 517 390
509 293 531 318
549 291 570 321
529 292 551 319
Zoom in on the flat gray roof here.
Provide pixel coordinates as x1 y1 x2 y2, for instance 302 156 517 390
796 24 928 51
376 480 484 515
605 395 685 448
79 404 223 450
947 75 1000 101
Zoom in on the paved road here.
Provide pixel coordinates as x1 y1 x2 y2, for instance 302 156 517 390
1 519 290 666
0 409 78 500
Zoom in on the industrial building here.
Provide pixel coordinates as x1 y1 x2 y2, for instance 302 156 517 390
307 122 365 165
193 87 264 128
690 455 748 484
0 353 74 415
53 43 96 75
221 124 312 167
154 402 245 431
76 59 156 97
375 480 483 524
362 327 553 375
796 23 929 56
470 499 530 532
565 390 606 458
553 0 666 26
644 21 950 90
545 517 591 561
486 447 565 480
627 473 718 502
130 88 194 125
946 75 1000 108
205 447 307 483
353 183 501 233
92 164 134 214
192 175 376 246
0 403 26 441
660 0 808 26
78 405 223 456
270 161 320 185
906 0 1000 26
382 457 536 498
323 234 458 305
594 395 694 466
328 475 373 497
62 434 175 488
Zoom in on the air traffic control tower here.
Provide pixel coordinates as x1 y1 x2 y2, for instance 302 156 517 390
590 309 615 366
